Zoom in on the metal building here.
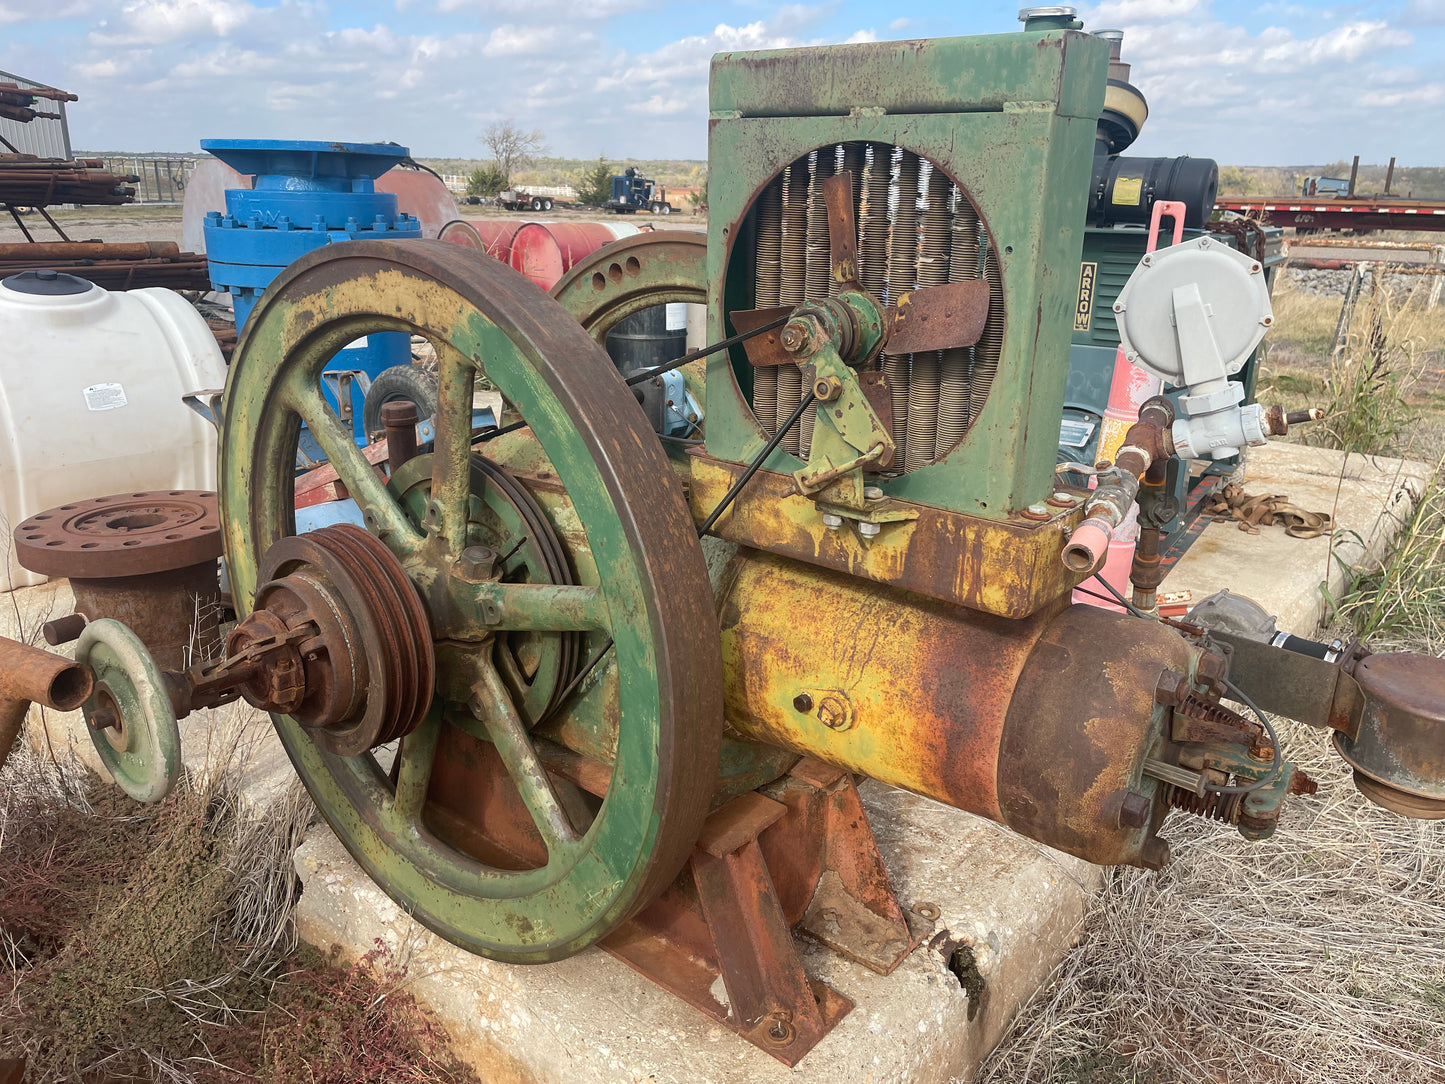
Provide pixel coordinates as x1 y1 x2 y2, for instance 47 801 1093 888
0 70 72 160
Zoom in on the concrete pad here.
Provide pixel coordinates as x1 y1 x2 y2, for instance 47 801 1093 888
1166 442 1430 636
294 785 1101 1084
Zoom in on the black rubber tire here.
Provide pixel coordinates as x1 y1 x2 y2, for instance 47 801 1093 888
660 203 672 216
544 198 554 211
362 364 440 440
531 197 544 212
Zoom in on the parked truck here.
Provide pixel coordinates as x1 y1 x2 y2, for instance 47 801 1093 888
606 168 671 215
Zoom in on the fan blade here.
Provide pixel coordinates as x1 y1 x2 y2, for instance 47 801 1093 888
885 280 991 355
729 306 795 368
821 172 859 287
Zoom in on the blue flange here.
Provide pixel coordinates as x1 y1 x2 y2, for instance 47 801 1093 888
201 138 423 446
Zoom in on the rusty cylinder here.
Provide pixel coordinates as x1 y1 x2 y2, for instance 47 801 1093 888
717 551 1196 868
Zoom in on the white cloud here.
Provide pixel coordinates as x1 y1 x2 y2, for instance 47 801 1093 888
1090 0 1201 23
481 24 561 57
91 0 255 44
888 17 910 31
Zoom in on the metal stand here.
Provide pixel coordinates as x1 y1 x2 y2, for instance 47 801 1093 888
602 757 932 1065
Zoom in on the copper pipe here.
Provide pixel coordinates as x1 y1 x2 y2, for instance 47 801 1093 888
0 636 94 771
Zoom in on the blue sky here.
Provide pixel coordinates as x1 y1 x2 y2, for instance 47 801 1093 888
1 0 1442 164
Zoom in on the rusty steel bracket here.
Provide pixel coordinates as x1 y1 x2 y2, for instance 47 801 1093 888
602 757 925 1065
1204 629 1364 740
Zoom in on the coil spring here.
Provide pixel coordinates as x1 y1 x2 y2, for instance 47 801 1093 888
937 186 982 453
881 149 920 467
838 142 867 297
777 162 810 455
973 234 1005 426
857 143 891 301
752 176 784 435
1162 783 1245 825
904 163 954 470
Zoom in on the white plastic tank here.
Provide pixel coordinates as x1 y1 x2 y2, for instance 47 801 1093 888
0 269 225 589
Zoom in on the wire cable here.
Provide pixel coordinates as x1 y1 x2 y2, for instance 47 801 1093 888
1204 678 1283 795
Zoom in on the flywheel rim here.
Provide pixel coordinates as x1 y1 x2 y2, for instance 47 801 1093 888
219 238 723 962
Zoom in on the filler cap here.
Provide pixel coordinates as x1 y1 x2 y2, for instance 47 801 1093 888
1 269 95 296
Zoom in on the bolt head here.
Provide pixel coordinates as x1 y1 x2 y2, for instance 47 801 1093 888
817 694 849 729
1119 792 1153 829
793 692 814 713
457 545 498 582
863 485 884 501
857 520 881 538
821 513 843 530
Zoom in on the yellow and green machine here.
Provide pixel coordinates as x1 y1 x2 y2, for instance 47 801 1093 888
10 6 1440 1064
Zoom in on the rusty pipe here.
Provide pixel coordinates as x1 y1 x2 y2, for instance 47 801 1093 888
1062 402 1176 574
0 636 94 771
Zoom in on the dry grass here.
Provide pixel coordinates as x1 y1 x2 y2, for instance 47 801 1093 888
0 737 478 1083
979 721 1445 1084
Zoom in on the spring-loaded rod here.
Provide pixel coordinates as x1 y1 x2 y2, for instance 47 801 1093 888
475 313 794 445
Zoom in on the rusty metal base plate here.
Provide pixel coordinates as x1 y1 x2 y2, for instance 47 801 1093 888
601 758 930 1066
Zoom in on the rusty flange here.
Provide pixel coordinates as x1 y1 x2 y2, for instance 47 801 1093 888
12 491 223 578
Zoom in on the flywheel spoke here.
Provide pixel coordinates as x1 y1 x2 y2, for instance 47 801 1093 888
470 658 581 850
286 375 422 553
390 710 442 823
431 345 478 556
463 582 610 632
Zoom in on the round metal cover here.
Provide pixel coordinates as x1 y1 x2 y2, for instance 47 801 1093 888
13 491 223 579
1114 237 1271 386
2 269 94 296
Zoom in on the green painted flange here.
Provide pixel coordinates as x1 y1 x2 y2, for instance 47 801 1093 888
76 618 181 804
219 238 723 963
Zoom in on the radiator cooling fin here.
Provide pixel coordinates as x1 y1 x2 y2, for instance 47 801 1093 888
745 144 1003 474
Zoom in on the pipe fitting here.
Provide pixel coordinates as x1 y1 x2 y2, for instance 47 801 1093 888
0 636 94 771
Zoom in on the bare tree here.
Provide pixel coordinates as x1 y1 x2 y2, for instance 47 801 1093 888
481 119 547 190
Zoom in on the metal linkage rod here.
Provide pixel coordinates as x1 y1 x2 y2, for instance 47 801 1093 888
475 313 795 445
623 312 791 387
697 391 816 537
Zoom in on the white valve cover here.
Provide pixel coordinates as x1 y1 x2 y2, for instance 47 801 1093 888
1113 236 1272 386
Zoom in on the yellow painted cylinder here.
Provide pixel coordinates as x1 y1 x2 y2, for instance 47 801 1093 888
717 550 1197 866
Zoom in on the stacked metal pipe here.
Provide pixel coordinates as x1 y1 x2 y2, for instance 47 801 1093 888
0 241 210 290
749 144 1005 473
0 82 76 126
0 155 138 207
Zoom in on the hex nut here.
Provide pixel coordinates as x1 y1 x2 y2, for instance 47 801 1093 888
1119 792 1152 829
857 520 881 538
821 513 844 530
793 692 814 713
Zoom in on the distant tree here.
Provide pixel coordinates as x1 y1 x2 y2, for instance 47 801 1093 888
466 164 505 197
481 120 548 190
575 155 615 206
690 173 708 210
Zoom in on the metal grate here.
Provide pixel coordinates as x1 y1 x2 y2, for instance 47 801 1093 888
748 144 1003 473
